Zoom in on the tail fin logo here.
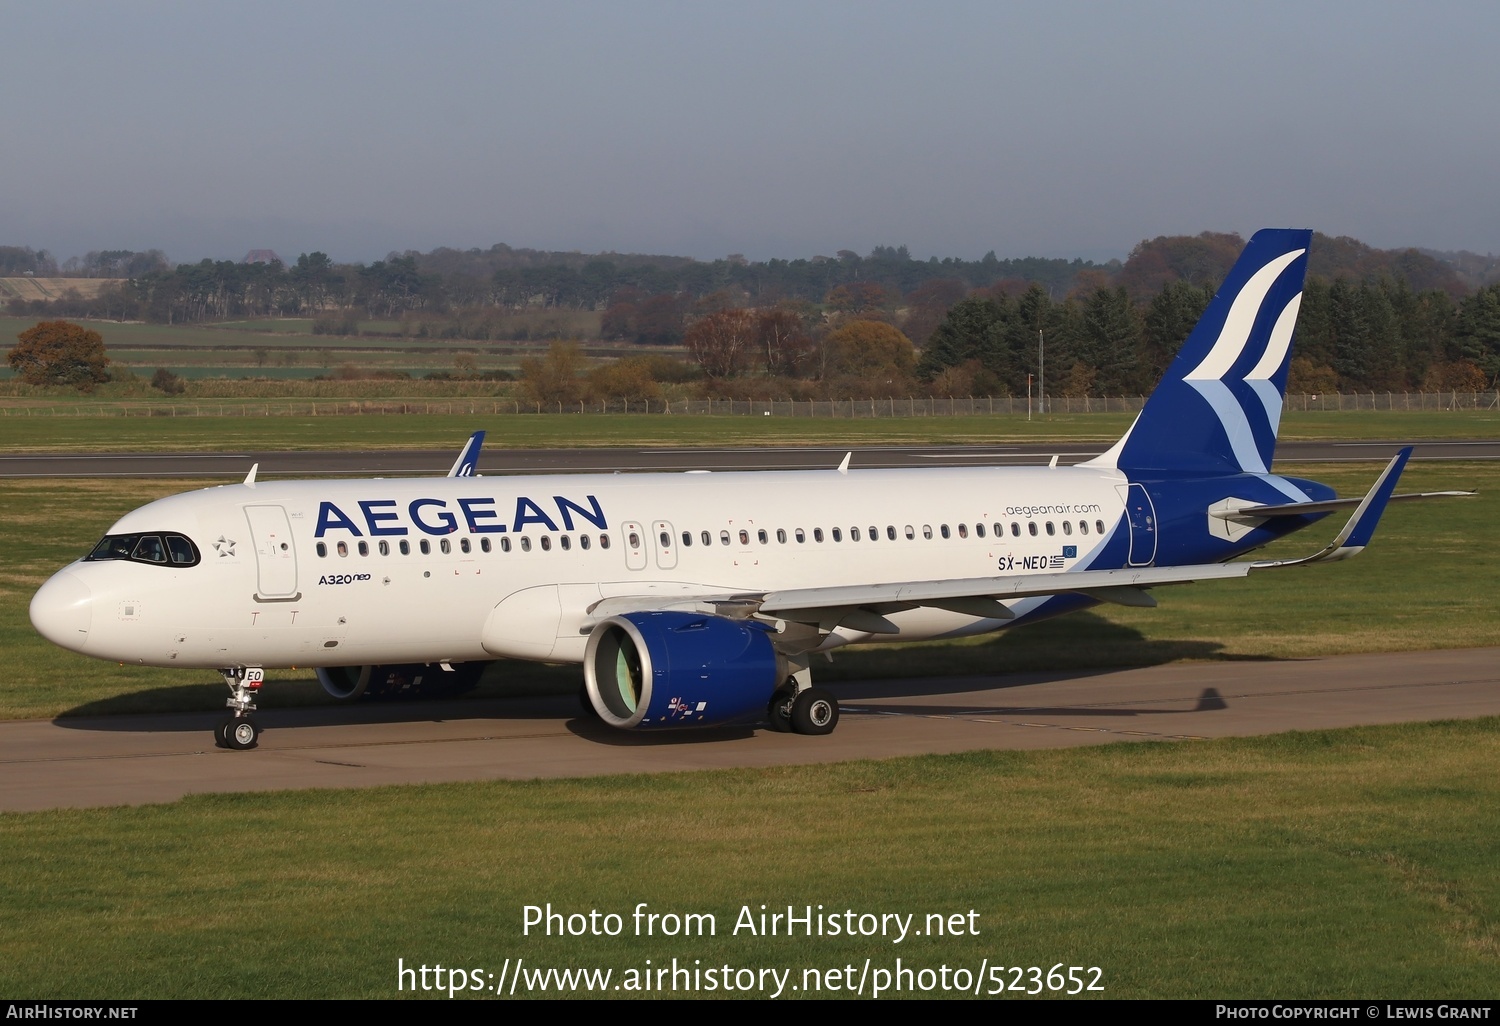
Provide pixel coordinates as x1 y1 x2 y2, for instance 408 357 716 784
1182 248 1304 475
1091 228 1312 476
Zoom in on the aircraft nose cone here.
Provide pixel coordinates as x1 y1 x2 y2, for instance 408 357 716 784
30 571 93 651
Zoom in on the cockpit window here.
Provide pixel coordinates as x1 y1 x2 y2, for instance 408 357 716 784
132 536 167 563
86 533 201 568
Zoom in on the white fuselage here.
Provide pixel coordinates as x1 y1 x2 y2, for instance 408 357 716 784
34 464 1131 670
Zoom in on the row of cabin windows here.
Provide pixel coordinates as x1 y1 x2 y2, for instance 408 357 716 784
663 519 1108 548
315 518 1111 558
315 533 614 558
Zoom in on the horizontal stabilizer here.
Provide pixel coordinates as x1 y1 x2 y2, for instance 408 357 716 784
1213 489 1474 522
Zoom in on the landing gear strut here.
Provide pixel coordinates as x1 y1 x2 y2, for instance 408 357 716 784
216 666 264 750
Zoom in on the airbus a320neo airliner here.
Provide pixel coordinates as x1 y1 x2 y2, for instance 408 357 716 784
29 229 1468 750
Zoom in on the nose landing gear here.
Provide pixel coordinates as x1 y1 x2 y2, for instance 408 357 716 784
216 666 264 750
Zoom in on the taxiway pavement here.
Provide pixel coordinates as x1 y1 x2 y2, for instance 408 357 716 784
3 647 1495 812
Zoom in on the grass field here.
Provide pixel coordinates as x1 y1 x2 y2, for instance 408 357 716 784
0 315 616 351
1 409 1498 454
2 719 1498 998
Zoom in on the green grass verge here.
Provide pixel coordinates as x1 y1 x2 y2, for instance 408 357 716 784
2 720 1498 998
1 409 1498 454
2 463 1492 722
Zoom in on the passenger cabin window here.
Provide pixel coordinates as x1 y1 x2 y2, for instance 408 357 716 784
1079 521 1089 535
905 525 915 540
813 528 824 542
1062 521 1072 536
831 528 842 542
739 530 750 545
886 525 896 541
976 523 986 539
379 540 391 556
940 525 951 539
777 529 787 543
958 524 968 539
795 529 805 543
600 534 611 550
520 537 532 552
682 531 693 547
540 536 551 552
87 533 202 568
337 541 349 557
758 529 768 544
1045 522 1055 536
419 540 431 554
701 531 712 546
316 542 327 558
923 525 933 540
659 531 671 548
580 535 590 550
481 537 492 552
1028 522 1038 537
560 535 571 551
720 531 731 546
1095 520 1106 535
501 537 512 553
1011 523 1020 537
851 527 861 541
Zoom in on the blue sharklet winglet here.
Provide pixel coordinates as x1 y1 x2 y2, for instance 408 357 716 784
1252 447 1411 568
447 431 485 478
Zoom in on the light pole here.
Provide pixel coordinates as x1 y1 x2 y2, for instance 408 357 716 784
1038 329 1045 415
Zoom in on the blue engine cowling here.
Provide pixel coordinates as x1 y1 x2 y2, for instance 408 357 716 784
583 612 782 729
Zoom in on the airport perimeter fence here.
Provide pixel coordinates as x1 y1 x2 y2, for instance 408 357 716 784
1 391 1497 419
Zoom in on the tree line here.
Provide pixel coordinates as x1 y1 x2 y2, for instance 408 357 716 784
6 233 1499 395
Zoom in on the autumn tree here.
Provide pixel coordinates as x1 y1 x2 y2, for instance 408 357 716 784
823 320 917 395
8 320 110 391
519 341 584 404
755 306 813 377
685 308 756 378
587 356 664 404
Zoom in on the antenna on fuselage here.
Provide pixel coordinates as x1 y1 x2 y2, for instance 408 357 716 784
244 463 259 486
837 452 852 475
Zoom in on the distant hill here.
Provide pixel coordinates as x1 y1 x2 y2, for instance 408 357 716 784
1419 248 1500 291
1116 231 1471 300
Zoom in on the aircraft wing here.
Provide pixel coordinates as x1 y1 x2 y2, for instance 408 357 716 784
757 563 1251 633
581 563 1252 638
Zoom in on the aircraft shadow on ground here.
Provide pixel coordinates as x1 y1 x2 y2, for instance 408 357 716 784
55 612 1266 736
840 687 1229 720
827 611 1277 702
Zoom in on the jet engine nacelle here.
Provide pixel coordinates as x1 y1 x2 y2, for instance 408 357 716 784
584 611 782 729
316 662 487 700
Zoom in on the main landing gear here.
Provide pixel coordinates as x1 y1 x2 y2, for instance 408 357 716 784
216 666 264 750
766 678 839 736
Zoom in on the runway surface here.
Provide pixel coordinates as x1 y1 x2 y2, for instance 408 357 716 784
2 439 1498 478
3 647 1496 812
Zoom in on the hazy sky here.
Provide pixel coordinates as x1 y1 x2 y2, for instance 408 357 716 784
4 1 1496 265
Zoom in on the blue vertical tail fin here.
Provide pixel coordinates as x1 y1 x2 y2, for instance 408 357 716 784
1084 228 1312 475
